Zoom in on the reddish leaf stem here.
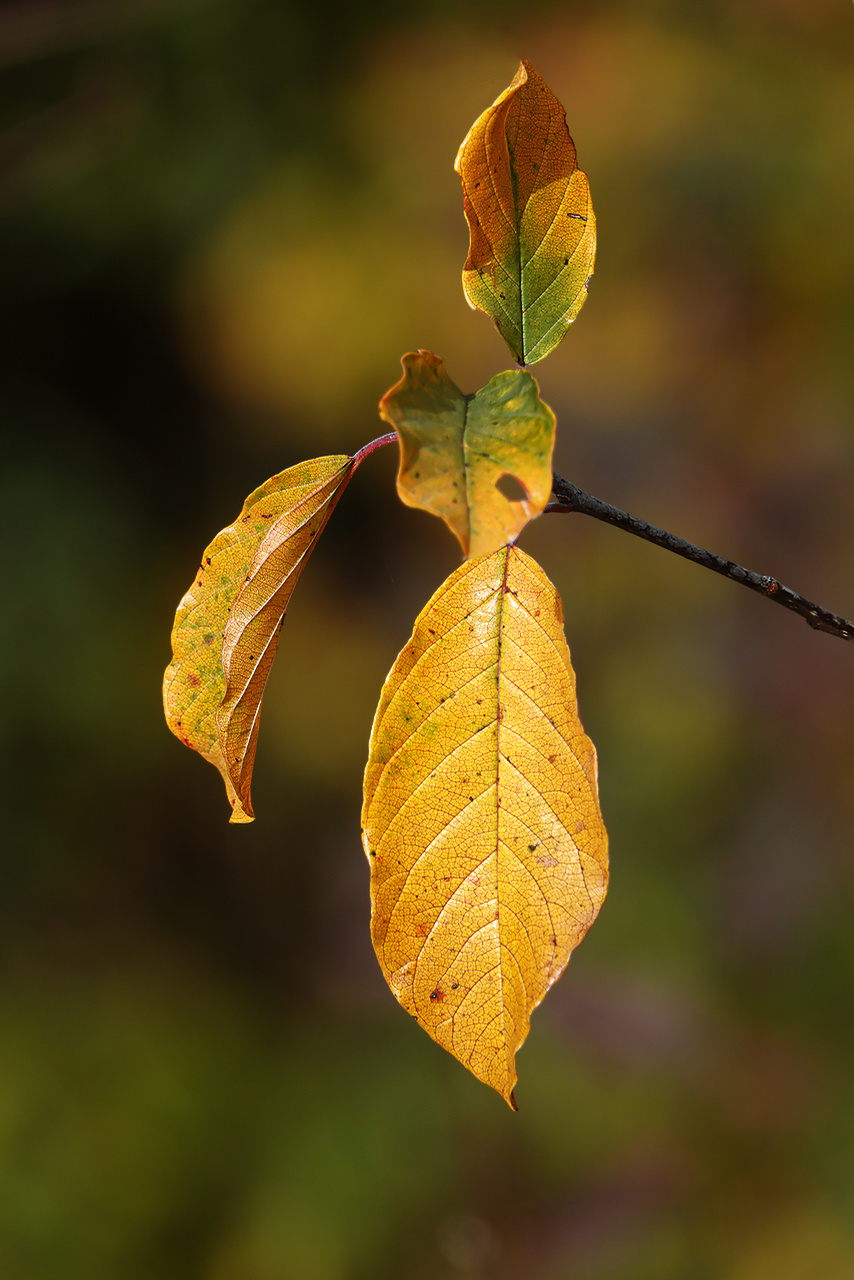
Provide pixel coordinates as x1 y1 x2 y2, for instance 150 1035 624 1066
352 431 397 467
547 472 854 645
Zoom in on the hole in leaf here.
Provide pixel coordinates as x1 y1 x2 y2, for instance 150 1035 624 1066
495 473 529 502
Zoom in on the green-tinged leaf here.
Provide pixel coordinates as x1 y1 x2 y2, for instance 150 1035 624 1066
164 455 353 822
362 546 608 1106
379 350 556 560
455 60 596 366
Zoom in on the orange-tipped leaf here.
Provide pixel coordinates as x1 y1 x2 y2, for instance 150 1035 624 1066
455 60 596 366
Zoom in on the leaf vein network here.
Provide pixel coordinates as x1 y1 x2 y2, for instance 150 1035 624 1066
496 832 558 941
375 726 496 848
369 660 498 795
498 755 596 912
376 588 500 714
520 233 587 318
410 915 502 1003
498 674 577 757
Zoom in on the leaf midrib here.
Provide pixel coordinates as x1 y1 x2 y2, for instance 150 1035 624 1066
492 545 512 1071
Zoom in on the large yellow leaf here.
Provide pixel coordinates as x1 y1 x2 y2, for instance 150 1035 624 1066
362 546 608 1106
455 60 596 366
164 455 353 822
379 349 556 559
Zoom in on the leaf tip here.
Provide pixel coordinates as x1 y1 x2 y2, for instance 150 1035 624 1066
228 804 254 825
223 770 254 823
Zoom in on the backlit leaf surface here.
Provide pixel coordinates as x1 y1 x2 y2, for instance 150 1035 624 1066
455 60 596 366
164 455 353 822
362 546 608 1106
379 350 556 559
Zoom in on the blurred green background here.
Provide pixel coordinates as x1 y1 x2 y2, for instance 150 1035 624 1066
2 0 854 1276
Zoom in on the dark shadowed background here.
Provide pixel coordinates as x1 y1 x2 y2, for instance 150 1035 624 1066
2 0 854 1276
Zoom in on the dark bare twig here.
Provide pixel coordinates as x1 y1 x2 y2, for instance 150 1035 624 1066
548 472 854 645
349 433 853 645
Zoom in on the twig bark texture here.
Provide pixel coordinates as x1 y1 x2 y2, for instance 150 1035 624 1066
547 473 854 645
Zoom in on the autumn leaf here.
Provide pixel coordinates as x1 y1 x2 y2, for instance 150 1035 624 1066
455 60 596 366
164 455 354 822
379 350 556 560
362 545 608 1106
